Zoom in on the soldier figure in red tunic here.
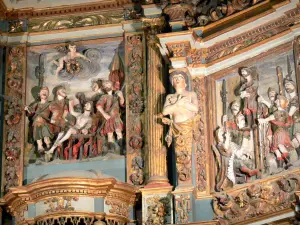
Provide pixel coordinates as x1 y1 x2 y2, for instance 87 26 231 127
96 80 124 153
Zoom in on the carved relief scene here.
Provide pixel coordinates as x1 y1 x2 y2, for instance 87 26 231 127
24 38 126 167
213 44 300 192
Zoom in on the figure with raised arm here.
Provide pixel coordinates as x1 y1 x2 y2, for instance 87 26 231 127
258 95 294 168
46 101 93 160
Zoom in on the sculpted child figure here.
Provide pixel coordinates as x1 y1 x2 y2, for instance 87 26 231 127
54 42 91 76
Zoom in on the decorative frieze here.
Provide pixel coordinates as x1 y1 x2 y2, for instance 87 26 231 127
213 174 300 224
28 11 124 32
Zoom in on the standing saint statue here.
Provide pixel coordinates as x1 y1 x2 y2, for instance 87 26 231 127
161 70 199 185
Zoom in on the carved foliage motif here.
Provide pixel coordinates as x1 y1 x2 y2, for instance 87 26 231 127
175 195 191 224
44 197 79 213
213 174 300 224
105 199 129 218
162 0 264 27
166 41 191 58
192 77 207 192
28 12 124 32
3 46 25 192
126 34 145 186
145 195 170 225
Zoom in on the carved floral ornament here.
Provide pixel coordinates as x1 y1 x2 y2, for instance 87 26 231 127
213 173 300 224
3 177 137 216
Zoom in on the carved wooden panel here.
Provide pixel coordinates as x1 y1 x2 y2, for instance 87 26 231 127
125 33 146 186
2 46 26 193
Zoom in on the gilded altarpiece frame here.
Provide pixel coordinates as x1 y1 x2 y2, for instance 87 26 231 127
1 34 149 194
2 45 26 194
208 40 300 223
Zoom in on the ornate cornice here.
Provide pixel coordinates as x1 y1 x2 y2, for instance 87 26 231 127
0 0 132 20
3 177 137 214
161 4 300 67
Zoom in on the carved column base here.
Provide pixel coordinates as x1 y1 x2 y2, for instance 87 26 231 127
172 188 193 224
146 176 170 187
141 186 174 225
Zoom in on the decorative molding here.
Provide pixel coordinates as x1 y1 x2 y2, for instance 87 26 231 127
27 11 124 32
193 77 208 193
160 5 300 67
213 173 300 224
105 199 129 217
3 177 137 215
1 0 132 20
125 33 146 186
2 46 26 194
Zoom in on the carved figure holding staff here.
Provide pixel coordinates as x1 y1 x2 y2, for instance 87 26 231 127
25 87 53 156
238 67 258 128
96 80 125 153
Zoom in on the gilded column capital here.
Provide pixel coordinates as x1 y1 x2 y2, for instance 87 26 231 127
142 17 166 46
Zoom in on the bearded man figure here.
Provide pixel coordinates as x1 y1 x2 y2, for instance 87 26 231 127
96 80 125 154
284 78 300 152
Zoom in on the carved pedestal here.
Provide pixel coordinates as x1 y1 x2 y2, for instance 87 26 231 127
141 186 174 225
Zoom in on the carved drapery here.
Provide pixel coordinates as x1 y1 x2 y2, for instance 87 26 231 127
125 33 146 186
2 46 26 194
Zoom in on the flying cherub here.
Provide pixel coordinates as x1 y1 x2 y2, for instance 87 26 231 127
53 42 91 76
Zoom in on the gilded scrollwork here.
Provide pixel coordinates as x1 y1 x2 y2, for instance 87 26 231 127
193 77 207 192
126 33 146 185
145 195 170 225
162 0 264 27
213 174 300 224
105 199 129 218
3 46 25 192
28 12 124 32
44 196 79 213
